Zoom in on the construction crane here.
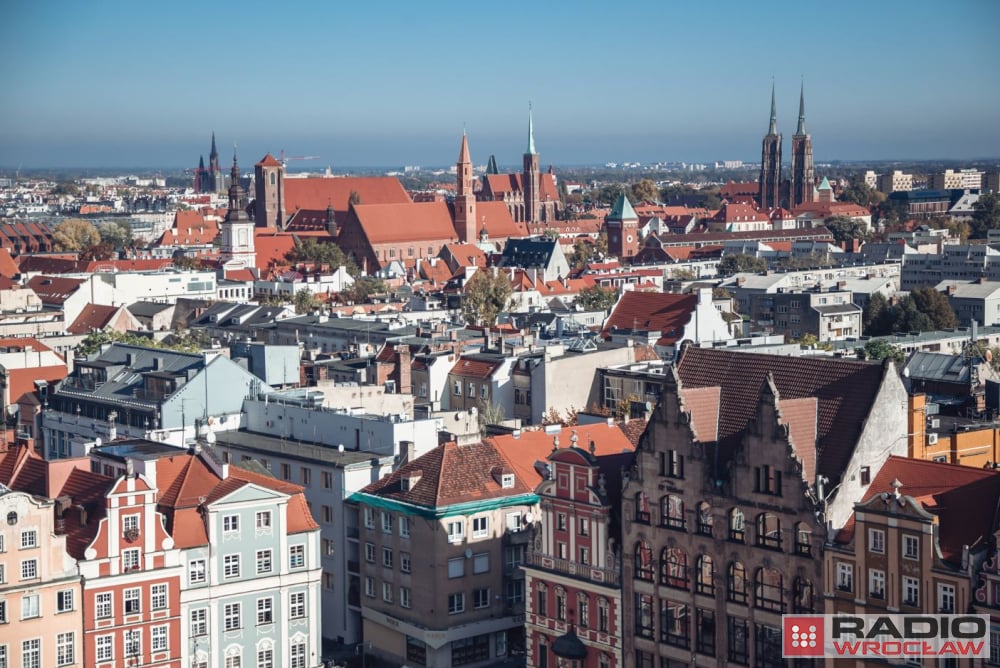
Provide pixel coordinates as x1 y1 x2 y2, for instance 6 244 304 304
279 149 320 168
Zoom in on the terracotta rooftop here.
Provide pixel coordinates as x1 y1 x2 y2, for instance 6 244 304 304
66 303 120 335
601 291 698 346
284 176 411 212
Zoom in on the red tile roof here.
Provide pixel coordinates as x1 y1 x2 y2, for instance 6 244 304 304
256 153 282 167
27 275 84 305
601 291 698 346
449 356 502 380
253 231 298 271
475 201 530 239
66 304 119 334
0 248 19 278
284 176 411 212
676 347 888 482
840 456 1000 563
156 210 220 247
352 201 458 245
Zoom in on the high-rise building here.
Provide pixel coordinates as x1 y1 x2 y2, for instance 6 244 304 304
789 82 815 207
758 84 783 209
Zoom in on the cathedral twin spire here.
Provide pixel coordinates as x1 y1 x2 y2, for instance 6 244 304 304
767 80 808 136
760 80 814 209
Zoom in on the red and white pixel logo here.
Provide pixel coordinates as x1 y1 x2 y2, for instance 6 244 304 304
783 616 825 657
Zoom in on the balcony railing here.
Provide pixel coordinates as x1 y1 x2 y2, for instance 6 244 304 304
525 551 620 586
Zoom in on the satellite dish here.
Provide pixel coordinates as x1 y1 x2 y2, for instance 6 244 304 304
338 444 345 453
94 437 102 447
464 548 473 559
205 431 216 444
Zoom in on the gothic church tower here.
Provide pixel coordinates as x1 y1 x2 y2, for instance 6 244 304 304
221 149 256 269
523 106 541 224
454 131 478 243
790 81 815 207
209 131 223 194
758 83 783 210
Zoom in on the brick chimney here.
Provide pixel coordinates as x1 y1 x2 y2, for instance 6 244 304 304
396 345 412 395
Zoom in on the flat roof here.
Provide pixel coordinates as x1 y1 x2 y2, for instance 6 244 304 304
211 429 384 468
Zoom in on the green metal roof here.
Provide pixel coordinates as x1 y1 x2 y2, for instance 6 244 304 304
608 192 638 221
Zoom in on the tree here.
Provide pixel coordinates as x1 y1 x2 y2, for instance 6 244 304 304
971 193 1000 239
631 179 659 204
98 221 134 249
570 232 607 270
342 276 387 304
541 228 561 241
717 254 767 277
840 180 885 208
823 215 870 244
862 292 889 334
461 270 513 327
53 219 100 251
477 401 505 437
909 287 957 330
76 329 209 356
293 288 321 314
285 238 359 276
860 339 906 363
712 286 732 300
172 254 201 270
576 284 618 311
79 242 115 263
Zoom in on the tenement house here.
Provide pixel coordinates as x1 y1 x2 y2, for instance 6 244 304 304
621 347 907 668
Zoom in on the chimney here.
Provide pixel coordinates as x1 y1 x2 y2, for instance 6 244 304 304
396 346 412 395
400 440 416 464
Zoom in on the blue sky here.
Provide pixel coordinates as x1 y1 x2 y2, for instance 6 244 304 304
2 0 999 169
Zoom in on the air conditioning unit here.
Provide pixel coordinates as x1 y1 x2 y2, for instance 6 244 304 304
928 433 939 445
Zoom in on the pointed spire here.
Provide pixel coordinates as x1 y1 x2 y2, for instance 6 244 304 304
231 144 240 182
527 103 536 155
486 155 499 174
458 129 471 164
210 131 218 158
198 155 205 169
768 80 778 135
796 79 807 135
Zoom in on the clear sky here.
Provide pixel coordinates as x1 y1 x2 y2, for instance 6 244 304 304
2 0 999 169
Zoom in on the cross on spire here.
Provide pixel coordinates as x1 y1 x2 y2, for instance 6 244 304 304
768 79 778 135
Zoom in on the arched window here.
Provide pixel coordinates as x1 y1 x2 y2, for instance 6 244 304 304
634 492 651 524
729 507 745 542
659 546 688 589
793 577 814 613
794 522 812 556
754 567 785 612
270 172 276 186
728 561 748 604
696 554 715 596
756 513 782 550
660 495 686 530
634 540 653 581
697 501 713 536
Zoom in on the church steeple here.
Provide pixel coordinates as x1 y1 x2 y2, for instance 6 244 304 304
222 145 255 269
459 129 471 165
796 80 807 136
527 104 536 155
767 81 778 135
210 132 218 160
455 130 477 243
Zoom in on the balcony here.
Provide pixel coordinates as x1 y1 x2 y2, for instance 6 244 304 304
525 551 620 586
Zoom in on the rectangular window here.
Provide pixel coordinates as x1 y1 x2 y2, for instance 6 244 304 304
21 639 39 668
258 649 274 668
401 551 411 573
255 511 272 528
189 559 206 584
660 600 689 648
151 583 167 610
382 547 393 569
323 471 333 488
754 465 782 496
666 450 684 478
124 587 141 614
289 544 305 569
57 589 74 612
474 587 491 609
152 625 168 652
938 583 956 613
257 549 273 574
224 554 241 578
399 515 410 538
56 632 76 666
300 467 311 486
903 576 920 607
96 592 113 618
125 629 141 657
506 512 524 532
472 516 488 538
557 514 567 531
696 609 716 656
401 586 411 609
281 463 291 480
448 592 466 614
365 576 375 598
453 381 462 396
21 594 39 619
381 511 393 534
122 514 139 534
870 569 886 599
365 542 375 563
727 616 749 665
0 599 7 622
20 528 38 549
20 559 37 580
225 655 242 668
225 602 242 631
598 600 609 633
635 593 653 638
579 546 589 565
364 507 374 528
836 562 854 592
869 528 885 554
904 535 919 560
382 582 393 603
578 517 590 536
290 592 306 618
257 597 273 625
96 635 114 662
122 548 140 571
447 520 464 543
223 514 240 534
448 557 464 578
190 608 208 636
290 643 306 668
473 552 489 574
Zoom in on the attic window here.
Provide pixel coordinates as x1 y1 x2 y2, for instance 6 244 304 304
501 473 515 489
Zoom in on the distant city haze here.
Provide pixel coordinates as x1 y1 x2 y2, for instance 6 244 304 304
2 1 999 168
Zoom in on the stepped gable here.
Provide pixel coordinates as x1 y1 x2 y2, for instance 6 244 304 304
676 346 886 481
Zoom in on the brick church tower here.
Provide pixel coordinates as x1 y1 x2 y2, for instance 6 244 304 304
455 131 478 243
254 154 285 229
758 83 783 210
790 81 815 207
523 106 541 224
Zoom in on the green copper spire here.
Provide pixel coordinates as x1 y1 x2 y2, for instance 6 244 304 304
768 81 778 135
527 103 536 155
796 79 807 135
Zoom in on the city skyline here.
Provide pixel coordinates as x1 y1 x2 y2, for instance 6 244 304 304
2 0 999 169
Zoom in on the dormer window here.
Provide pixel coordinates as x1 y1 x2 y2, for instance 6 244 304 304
501 474 515 489
401 470 422 492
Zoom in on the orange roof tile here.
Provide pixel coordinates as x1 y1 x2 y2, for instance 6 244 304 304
352 201 458 245
284 176 411 212
602 291 698 346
